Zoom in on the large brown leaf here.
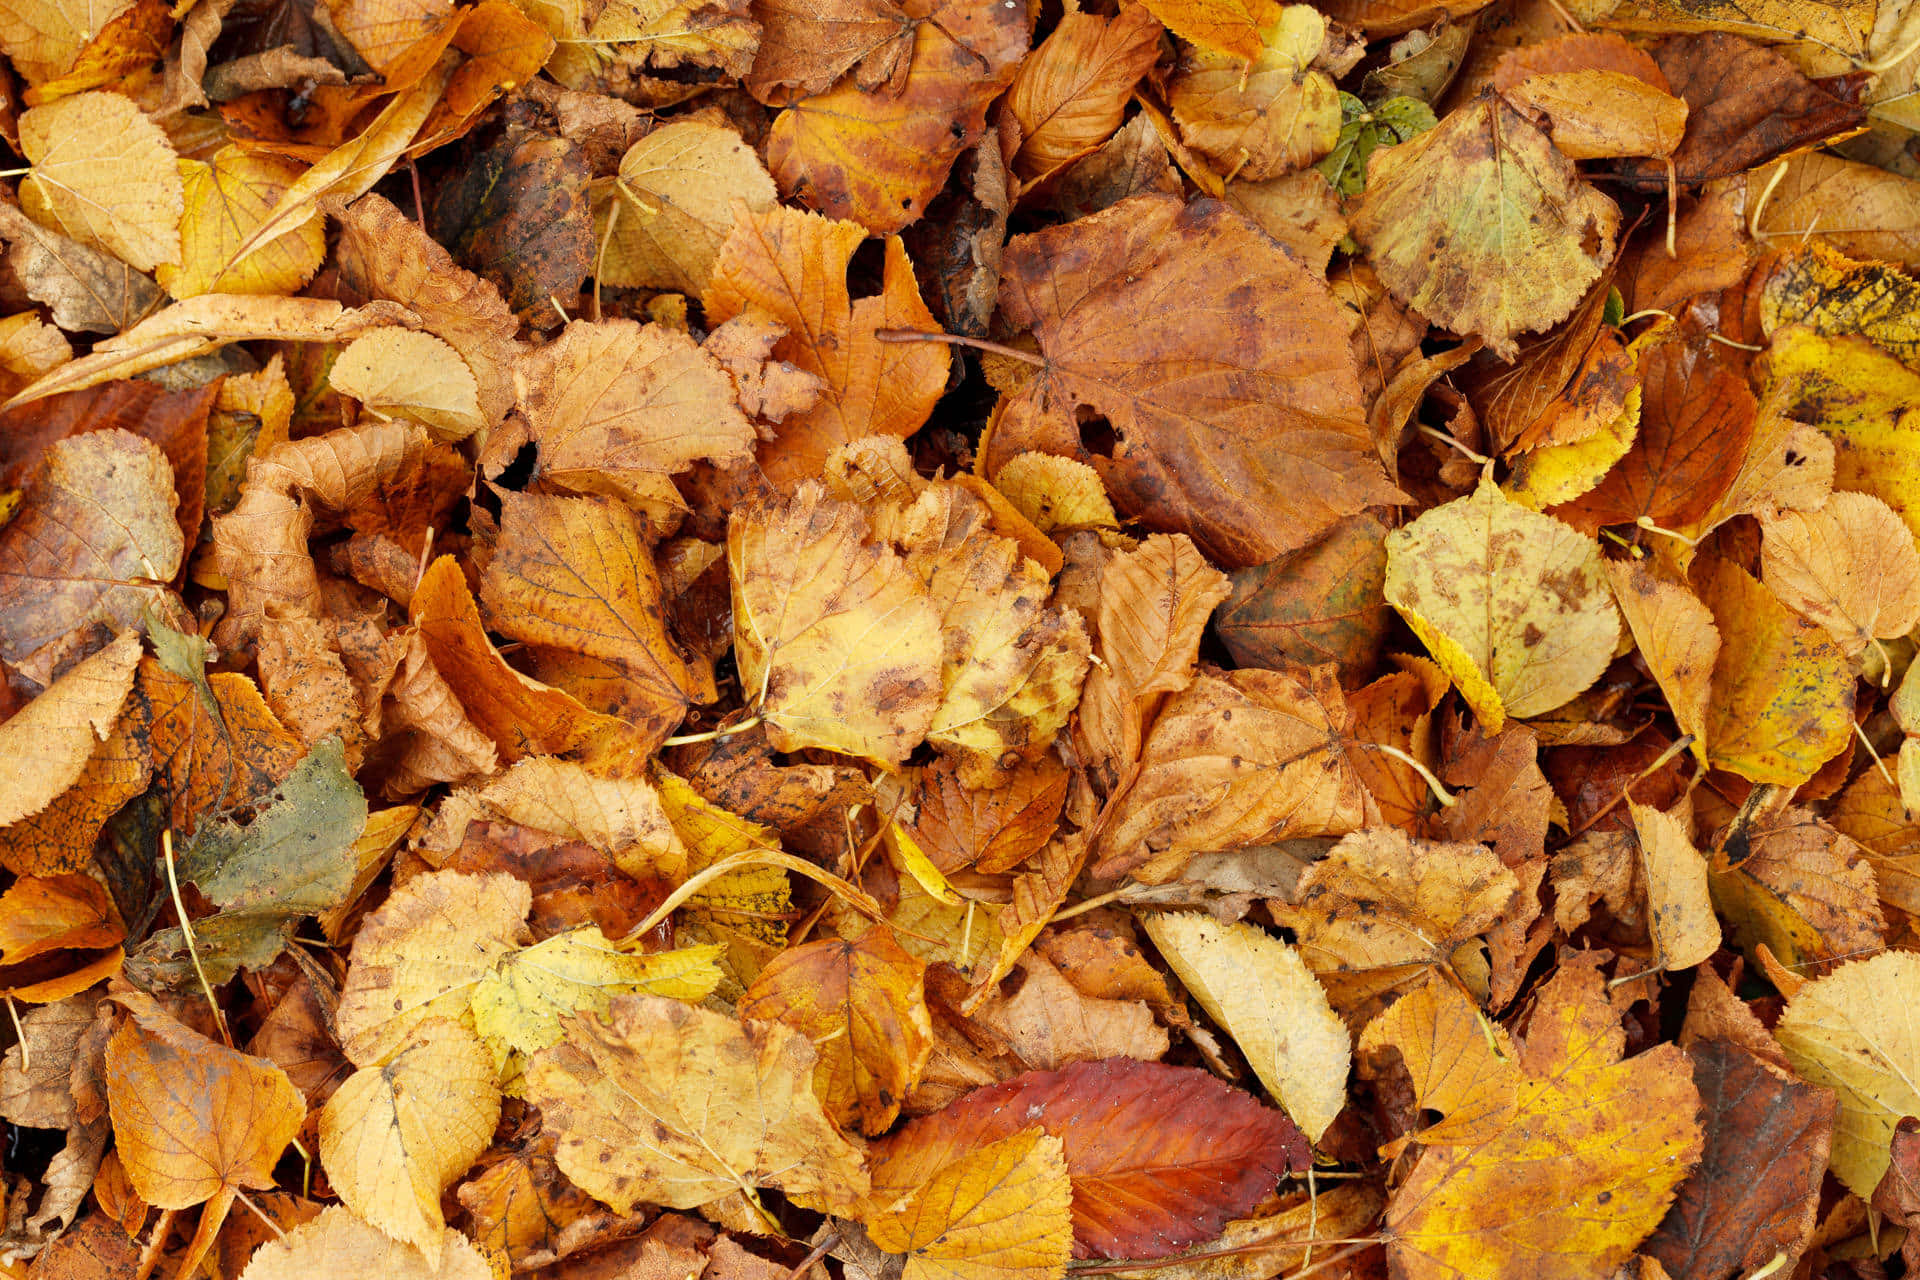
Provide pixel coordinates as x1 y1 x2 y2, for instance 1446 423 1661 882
986 194 1398 569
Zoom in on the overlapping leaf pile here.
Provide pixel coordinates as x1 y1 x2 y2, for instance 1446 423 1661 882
0 0 1918 1276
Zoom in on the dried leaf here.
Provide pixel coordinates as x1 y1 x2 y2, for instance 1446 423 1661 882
471 927 723 1056
595 121 777 293
238 1206 492 1280
159 147 325 298
865 1128 1073 1280
0 630 139 827
20 90 182 273
330 327 484 440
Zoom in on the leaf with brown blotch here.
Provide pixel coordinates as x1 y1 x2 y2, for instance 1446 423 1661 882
1349 93 1619 361
437 756 687 881
871 1056 1309 1260
593 122 778 295
0 431 179 685
1500 70 1687 160
1385 479 1620 732
767 0 1025 235
989 194 1398 569
966 949 1169 1072
1376 961 1703 1280
319 1018 501 1255
541 0 757 88
1759 491 1920 657
1751 151 1920 272
526 994 869 1217
738 927 932 1136
238 1206 494 1280
1140 912 1348 1142
744 0 913 104
1709 807 1884 977
0 874 123 1001
704 203 947 484
1605 560 1717 761
105 1000 305 1276
1167 6 1344 183
515 318 755 526
1007 6 1163 184
330 328 484 441
1272 828 1518 987
1214 511 1393 685
20 90 183 274
1642 1039 1833 1280
158 147 326 299
332 193 522 430
1614 34 1867 189
1628 803 1719 971
728 482 943 767
0 201 161 336
0 630 139 829
1693 555 1853 787
130 657 306 835
1094 665 1372 884
481 490 697 753
334 869 533 1068
889 756 1068 876
866 1128 1074 1280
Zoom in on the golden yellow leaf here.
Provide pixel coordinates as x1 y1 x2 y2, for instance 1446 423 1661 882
525 994 869 1216
330 327 484 441
992 453 1118 534
334 869 532 1067
1629 802 1719 970
0 630 138 827
0 683 150 875
330 0 454 74
238 1206 493 1280
1138 0 1283 62
514 318 754 525
1759 490 1920 655
445 757 687 881
1760 328 1920 539
472 927 724 1057
1501 69 1688 159
1350 94 1619 359
1709 808 1883 977
865 1128 1073 1280
0 0 132 84
1357 975 1517 1152
0 312 70 398
1775 950 1920 1197
1751 151 1920 272
729 482 942 767
1693 553 1852 787
157 148 324 299
19 90 181 273
704 203 948 484
319 1019 501 1254
1760 244 1920 372
1379 961 1702 1280
1168 6 1343 181
738 927 932 1136
1141 912 1349 1141
1604 560 1716 762
594 121 777 293
1385 479 1620 730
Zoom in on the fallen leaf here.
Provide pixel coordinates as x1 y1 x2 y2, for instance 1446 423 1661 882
472 927 723 1056
1357 974 1517 1153
1500 68 1687 159
526 993 870 1217
0 0 133 83
1006 7 1163 183
20 90 183 273
1709 807 1884 976
1759 490 1920 656
594 121 778 294
865 1128 1073 1280
1214 511 1393 684
1139 912 1349 1141
0 630 139 828
330 327 484 441
1629 802 1719 970
744 0 913 103
0 874 123 1000
158 147 325 298
1604 560 1717 760
966 949 1169 1072
1168 5 1344 182
238 1206 493 1280
1385 478 1620 731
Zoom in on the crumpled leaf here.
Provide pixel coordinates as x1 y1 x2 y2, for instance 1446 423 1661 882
1140 912 1349 1142
865 1128 1073 1280
1168 5 1344 182
989 193 1399 568
744 0 912 103
1385 479 1620 731
20 90 183 273
1350 92 1620 359
525 993 870 1217
1006 6 1163 183
738 926 932 1136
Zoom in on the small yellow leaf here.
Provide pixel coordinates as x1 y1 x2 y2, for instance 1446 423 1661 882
158 147 324 299
594 121 777 294
866 1128 1073 1280
471 927 724 1057
1629 803 1718 970
238 1206 493 1280
1759 490 1920 656
330 327 485 441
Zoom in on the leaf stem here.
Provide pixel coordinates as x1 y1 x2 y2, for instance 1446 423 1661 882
164 828 233 1047
780 1231 839 1280
874 328 1046 367
5 995 25 1073
1852 718 1909 816
1050 887 1132 924
662 714 762 747
1367 742 1456 808
1566 735 1694 838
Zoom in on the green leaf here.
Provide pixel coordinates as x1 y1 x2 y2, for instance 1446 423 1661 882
1315 94 1438 198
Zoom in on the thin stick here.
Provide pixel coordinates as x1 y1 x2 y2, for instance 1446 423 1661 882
1634 514 1699 547
5 995 25 1073
1748 159 1789 241
1367 743 1456 808
1051 887 1131 924
874 328 1046 366
164 829 232 1047
234 1189 287 1240
780 1232 839 1280
1567 735 1694 838
662 714 762 748
1417 425 1490 467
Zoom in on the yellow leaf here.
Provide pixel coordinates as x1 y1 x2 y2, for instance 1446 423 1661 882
1693 554 1852 786
330 327 484 440
471 927 724 1057
866 1128 1073 1280
1503 382 1641 510
1775 950 1920 1197
1604 560 1716 763
1761 327 1920 538
0 0 133 84
1760 242 1920 372
238 1206 493 1280
443 757 688 882
1137 0 1284 62
0 312 70 398
158 148 324 299
1007 6 1164 183
525 994 869 1216
729 482 943 767
1629 802 1719 970
738 927 933 1136
1357 975 1517 1152
0 630 138 827
1760 490 1920 655
1385 479 1620 729
1378 961 1702 1280
594 121 777 293
319 1019 501 1254
20 90 181 273
1168 6 1343 181
1350 94 1619 360
334 869 532 1067
542 0 756 88
1141 912 1349 1142
992 453 1118 534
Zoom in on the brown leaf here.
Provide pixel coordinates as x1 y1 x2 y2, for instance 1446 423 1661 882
964 950 1169 1074
237 1205 493 1279
871 1057 1309 1260
744 0 912 104
889 756 1069 876
130 655 305 834
0 630 140 828
0 201 161 335
1709 807 1884 976
1167 6 1344 182
1214 511 1393 685
988 194 1398 568
1007 7 1163 183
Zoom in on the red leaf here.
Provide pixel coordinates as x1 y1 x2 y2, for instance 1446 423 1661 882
870 1056 1308 1260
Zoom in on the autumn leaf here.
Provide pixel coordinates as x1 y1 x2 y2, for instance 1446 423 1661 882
1385 479 1620 731
0 630 139 829
158 148 325 298
866 1128 1074 1280
1167 5 1344 182
1759 489 1920 655
1357 975 1517 1153
330 328 485 440
1006 7 1163 183
738 927 932 1136
1137 0 1281 61
239 1206 493 1280
872 1057 1309 1259
471 926 723 1056
987 193 1399 568
0 874 123 1000
525 994 870 1217
20 90 183 273
594 121 778 294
